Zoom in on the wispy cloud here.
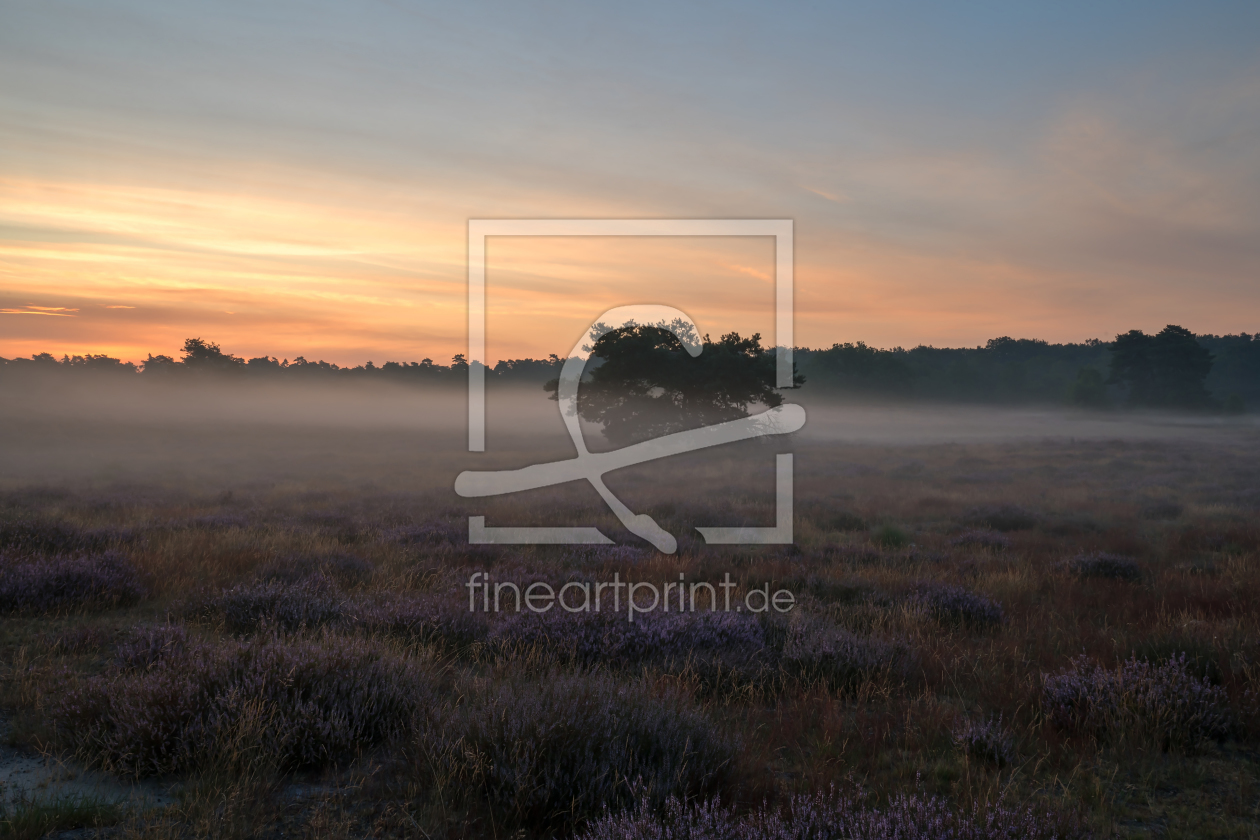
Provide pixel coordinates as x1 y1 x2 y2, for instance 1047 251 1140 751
1 305 78 316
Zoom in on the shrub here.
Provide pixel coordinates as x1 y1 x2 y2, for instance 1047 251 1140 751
382 522 461 546
780 622 904 692
423 673 737 834
0 552 146 614
952 714 1015 767
115 623 190 671
212 575 346 632
1139 502 1183 521
949 530 1011 551
0 520 140 558
1063 553 1141 582
53 634 437 776
0 520 105 556
577 786 1089 839
487 609 767 668
184 514 250 530
1043 653 1233 751
910 583 1004 629
42 624 115 655
254 553 374 587
963 505 1038 532
350 591 486 646
821 511 867 532
872 524 909 549
564 545 654 565
1130 634 1222 684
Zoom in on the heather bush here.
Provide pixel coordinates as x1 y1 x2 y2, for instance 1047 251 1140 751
184 514 251 530
951 714 1015 766
382 521 462 546
963 504 1038 532
564 545 653 565
254 552 374 587
1139 501 1183 521
780 621 905 692
910 583 1004 629
1063 553 1141 582
1043 653 1234 751
821 510 867 532
212 575 346 632
487 608 767 669
350 591 487 646
872 524 909 549
1130 634 1223 684
422 673 737 834
777 574 868 605
949 529 1011 551
0 551 147 613
0 519 106 555
42 624 115 655
115 623 190 670
53 634 437 776
577 786 1090 839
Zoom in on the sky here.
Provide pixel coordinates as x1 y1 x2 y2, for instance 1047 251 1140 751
1 0 1258 366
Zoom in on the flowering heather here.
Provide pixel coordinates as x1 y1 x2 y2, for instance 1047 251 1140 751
350 591 486 646
949 529 1011 551
382 521 462 547
212 575 346 632
951 714 1015 767
425 673 737 834
1139 501 1183 521
42 624 115 655
910 583 1004 629
487 609 767 667
963 504 1038 532
115 623 191 671
1043 653 1234 751
0 520 113 556
577 786 1090 840
183 514 251 530
780 622 905 691
564 545 653 565
254 552 374 587
298 510 362 542
54 634 437 776
0 551 147 613
1063 553 1142 581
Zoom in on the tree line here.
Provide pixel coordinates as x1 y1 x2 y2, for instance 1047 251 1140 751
3 327 1255 412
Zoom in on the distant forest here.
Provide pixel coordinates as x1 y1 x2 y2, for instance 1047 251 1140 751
3 326 1257 412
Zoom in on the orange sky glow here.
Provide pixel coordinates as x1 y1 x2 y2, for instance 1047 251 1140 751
2 4 1258 366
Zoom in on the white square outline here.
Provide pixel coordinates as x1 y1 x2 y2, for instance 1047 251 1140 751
467 218 794 452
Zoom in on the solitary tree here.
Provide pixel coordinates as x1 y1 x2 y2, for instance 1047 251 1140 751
546 324 803 446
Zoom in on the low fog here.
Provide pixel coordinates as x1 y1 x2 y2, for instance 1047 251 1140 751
2 372 1255 493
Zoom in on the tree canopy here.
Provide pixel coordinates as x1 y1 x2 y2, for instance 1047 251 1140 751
1108 325 1214 408
545 324 803 446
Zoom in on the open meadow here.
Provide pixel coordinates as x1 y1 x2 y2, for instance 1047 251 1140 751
2 381 1259 839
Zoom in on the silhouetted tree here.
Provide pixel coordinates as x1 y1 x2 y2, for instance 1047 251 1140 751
808 341 913 396
180 338 244 370
1108 325 1213 408
546 324 802 446
1068 367 1109 409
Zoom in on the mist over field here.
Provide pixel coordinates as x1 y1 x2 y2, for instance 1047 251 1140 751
2 372 1255 491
